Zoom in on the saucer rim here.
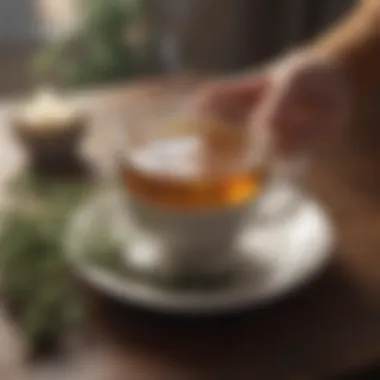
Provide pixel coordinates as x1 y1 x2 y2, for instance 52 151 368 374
66 194 334 314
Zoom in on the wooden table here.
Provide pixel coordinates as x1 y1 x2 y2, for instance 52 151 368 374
0 79 379 380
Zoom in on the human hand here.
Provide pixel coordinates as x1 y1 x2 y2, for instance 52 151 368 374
199 50 349 159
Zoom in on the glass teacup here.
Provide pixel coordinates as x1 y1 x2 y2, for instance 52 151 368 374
116 97 299 283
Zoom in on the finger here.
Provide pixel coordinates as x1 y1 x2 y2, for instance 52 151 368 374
275 80 348 154
257 57 349 157
198 76 267 125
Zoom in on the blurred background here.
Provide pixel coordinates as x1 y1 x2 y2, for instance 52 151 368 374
0 0 355 96
3 2 380 380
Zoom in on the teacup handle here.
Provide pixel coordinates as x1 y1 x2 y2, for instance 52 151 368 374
250 156 310 224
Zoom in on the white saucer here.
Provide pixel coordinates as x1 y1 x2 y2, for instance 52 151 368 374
65 187 334 314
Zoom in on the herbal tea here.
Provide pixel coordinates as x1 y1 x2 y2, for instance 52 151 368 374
121 132 266 210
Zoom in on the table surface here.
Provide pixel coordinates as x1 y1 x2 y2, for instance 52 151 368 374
0 79 379 380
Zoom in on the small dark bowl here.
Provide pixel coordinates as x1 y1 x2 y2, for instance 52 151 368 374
13 116 89 179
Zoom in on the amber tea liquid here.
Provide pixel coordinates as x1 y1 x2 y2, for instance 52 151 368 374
122 133 266 210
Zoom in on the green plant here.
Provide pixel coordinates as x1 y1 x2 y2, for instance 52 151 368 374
34 0 147 88
0 175 88 355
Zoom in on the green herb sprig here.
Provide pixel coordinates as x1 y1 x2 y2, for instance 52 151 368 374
0 174 88 354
